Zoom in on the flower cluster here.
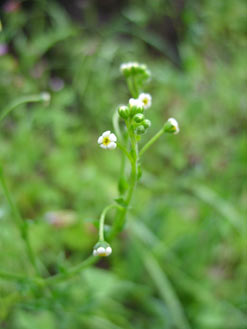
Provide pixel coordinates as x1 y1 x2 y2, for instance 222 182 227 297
120 62 150 80
118 92 152 135
93 241 112 257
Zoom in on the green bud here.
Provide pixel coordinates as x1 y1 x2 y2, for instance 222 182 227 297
118 105 130 119
133 113 145 123
129 98 144 116
120 62 151 82
135 125 145 135
163 118 179 135
142 119 151 129
93 241 112 257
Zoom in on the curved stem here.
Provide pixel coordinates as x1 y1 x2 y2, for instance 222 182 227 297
139 127 165 156
99 204 120 241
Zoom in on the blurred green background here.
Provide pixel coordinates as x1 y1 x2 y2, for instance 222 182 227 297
0 0 246 328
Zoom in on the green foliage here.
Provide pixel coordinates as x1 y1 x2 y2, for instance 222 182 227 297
0 0 246 328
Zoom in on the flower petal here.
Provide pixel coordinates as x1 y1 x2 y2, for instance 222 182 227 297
107 142 116 150
102 130 111 137
105 246 112 256
97 247 105 255
109 133 117 142
98 136 103 144
100 144 107 149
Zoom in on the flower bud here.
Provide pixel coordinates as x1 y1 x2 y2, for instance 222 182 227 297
133 113 145 123
93 241 112 257
135 125 145 135
164 118 179 134
142 119 151 129
129 98 144 115
120 62 151 81
120 63 131 78
118 105 130 119
41 92 51 105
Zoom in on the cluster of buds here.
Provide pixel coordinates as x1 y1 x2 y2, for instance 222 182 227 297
118 93 152 135
93 241 112 257
120 62 151 80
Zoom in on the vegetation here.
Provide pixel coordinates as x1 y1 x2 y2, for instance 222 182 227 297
0 1 246 328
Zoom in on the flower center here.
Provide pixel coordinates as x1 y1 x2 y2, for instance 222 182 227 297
143 98 148 105
103 137 110 146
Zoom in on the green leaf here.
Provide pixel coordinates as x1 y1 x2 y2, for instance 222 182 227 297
114 197 127 208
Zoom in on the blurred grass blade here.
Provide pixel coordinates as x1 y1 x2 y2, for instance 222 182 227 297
191 185 243 233
142 250 191 329
85 315 126 329
0 93 50 123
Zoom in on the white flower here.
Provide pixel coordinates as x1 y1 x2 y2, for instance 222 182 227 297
98 130 117 150
41 92 51 103
120 63 130 72
129 98 144 110
167 118 179 134
120 62 150 79
93 245 112 257
138 93 152 109
120 62 138 72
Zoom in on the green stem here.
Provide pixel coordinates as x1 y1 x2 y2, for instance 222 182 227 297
0 270 44 287
139 127 165 156
108 126 139 240
46 255 98 284
127 77 139 98
0 166 39 274
0 93 50 123
112 110 122 141
0 270 27 282
99 204 120 241
117 142 133 164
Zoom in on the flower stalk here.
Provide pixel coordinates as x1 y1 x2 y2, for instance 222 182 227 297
0 62 180 285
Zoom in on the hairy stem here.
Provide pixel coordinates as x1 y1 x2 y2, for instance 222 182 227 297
139 126 165 156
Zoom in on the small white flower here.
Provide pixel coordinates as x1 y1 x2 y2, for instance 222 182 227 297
41 92 51 103
120 62 137 71
168 118 180 134
138 93 152 109
93 245 112 257
98 130 117 150
129 98 144 110
120 63 130 72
